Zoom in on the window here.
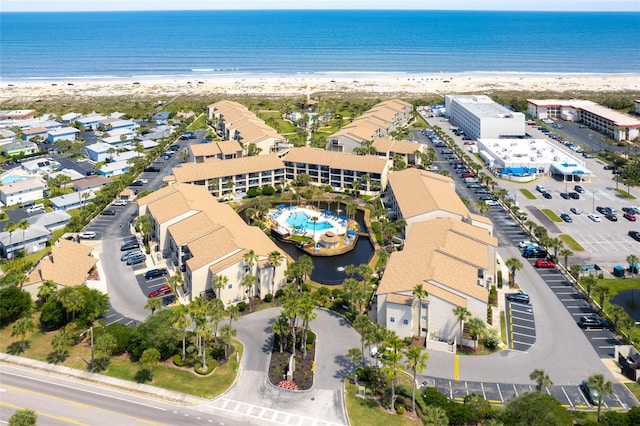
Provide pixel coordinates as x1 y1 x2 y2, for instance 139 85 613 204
390 317 395 323
402 319 409 325
228 284 232 289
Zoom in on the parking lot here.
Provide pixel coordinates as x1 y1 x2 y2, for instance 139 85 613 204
504 297 536 352
425 377 635 410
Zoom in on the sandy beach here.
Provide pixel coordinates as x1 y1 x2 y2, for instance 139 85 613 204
2 73 640 102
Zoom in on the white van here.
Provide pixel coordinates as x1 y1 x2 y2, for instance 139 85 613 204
464 177 479 183
25 203 45 214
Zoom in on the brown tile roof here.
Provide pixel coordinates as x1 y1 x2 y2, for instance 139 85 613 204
168 212 216 246
23 126 49 135
173 154 284 183
189 143 222 158
469 212 494 225
186 227 241 271
208 251 245 275
386 293 413 306
73 175 110 190
284 147 390 174
27 239 97 287
372 138 424 155
388 168 468 220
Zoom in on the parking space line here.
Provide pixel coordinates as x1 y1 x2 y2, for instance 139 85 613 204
512 316 535 324
481 382 486 400
614 392 626 409
561 387 574 408
512 384 518 397
496 384 504 403
448 381 453 399
512 324 535 331
511 307 534 315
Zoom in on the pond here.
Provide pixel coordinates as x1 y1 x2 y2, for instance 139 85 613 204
611 289 640 322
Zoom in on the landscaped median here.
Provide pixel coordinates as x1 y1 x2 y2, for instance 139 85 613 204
559 234 585 251
519 188 537 200
541 209 563 223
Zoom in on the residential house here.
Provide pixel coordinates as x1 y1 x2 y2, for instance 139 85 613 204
99 118 136 132
60 112 80 124
0 129 16 145
25 239 97 290
75 113 107 130
0 224 52 259
100 134 134 148
97 160 130 177
85 142 115 162
49 191 96 211
27 210 71 231
3 140 38 157
153 111 170 124
137 184 287 305
21 127 49 142
73 175 110 194
47 127 80 143
0 110 37 121
21 157 60 174
0 177 46 206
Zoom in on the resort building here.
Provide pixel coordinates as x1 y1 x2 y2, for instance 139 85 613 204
137 184 287 305
375 168 497 344
371 137 427 167
283 147 391 194
444 95 525 140
0 178 46 206
326 99 414 153
186 140 243 163
172 154 286 199
207 100 289 155
527 99 640 142
477 138 591 181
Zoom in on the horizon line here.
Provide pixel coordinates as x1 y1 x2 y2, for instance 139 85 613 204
2 8 639 13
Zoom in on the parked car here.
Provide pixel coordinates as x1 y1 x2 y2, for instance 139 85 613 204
560 213 573 223
630 231 640 242
144 268 169 280
126 253 146 266
574 185 585 193
578 315 607 330
560 192 570 200
518 240 536 249
596 206 611 215
112 199 127 206
506 291 530 304
120 240 140 251
580 380 600 405
78 231 97 239
570 207 581 215
474 189 489 194
624 213 637 222
605 213 618 222
569 192 580 200
121 249 143 261
587 214 601 222
603 165 614 170
130 180 144 187
144 166 161 173
535 259 555 268
149 284 172 298
101 209 116 216
85 170 97 176
523 248 547 258
542 192 552 199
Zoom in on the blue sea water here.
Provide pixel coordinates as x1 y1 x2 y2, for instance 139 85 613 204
1 10 638 79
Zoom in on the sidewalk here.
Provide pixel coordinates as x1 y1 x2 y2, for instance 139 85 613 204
0 353 201 405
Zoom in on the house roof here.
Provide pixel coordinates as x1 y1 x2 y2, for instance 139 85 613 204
73 175 110 190
49 191 96 208
386 293 413 306
99 160 129 173
189 140 243 158
3 140 37 150
86 142 113 153
27 210 71 228
22 127 49 135
48 127 79 136
185 227 241 271
173 154 284 183
284 146 390 174
27 239 97 287
388 168 468 220
372 138 424 155
168 212 216 246
0 177 45 195
0 225 51 246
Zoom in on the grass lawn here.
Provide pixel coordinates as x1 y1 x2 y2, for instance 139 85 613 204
519 189 537 200
625 382 640 401
500 311 507 344
542 209 563 223
595 277 640 295
615 189 637 199
559 234 585 251
345 383 420 426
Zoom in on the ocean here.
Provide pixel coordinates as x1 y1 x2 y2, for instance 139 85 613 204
0 10 638 79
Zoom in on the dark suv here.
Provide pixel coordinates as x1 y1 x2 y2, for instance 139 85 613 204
578 315 607 329
506 291 530 304
144 268 169 280
522 248 547 258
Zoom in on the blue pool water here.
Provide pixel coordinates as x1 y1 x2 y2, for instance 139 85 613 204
1 175 27 184
286 212 333 232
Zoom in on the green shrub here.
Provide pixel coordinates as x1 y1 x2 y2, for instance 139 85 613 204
403 336 413 346
488 285 498 306
275 289 284 298
487 305 493 325
483 327 500 349
261 185 275 196
173 354 187 367
306 330 316 345
331 288 342 298
301 283 311 292
106 322 131 355
263 293 273 303
247 188 259 198
395 403 404 415
195 359 217 375
497 270 503 289
0 286 32 327
237 301 248 312
316 287 330 296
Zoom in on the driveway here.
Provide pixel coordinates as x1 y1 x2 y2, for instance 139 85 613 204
197 308 359 426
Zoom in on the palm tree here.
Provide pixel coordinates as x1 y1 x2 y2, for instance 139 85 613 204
529 369 553 391
267 250 284 295
579 274 597 299
136 215 153 245
11 316 35 351
548 237 563 260
353 314 374 366
4 221 18 258
37 280 57 302
241 274 256 310
272 314 290 353
171 305 191 361
226 304 240 325
405 347 429 414
144 297 163 315
627 254 639 278
608 304 626 329
17 219 30 254
380 333 404 412
453 306 472 346
58 287 85 320
167 273 184 294
344 264 356 278
140 348 161 381
465 317 485 350
219 324 237 359
588 373 613 421
591 284 610 309
505 257 523 288
212 274 228 301
524 220 537 235
559 248 574 269
51 327 75 361
412 283 428 341
358 263 373 291
243 249 258 275
475 200 490 215
619 313 636 344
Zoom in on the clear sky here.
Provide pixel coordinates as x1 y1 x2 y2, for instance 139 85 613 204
2 0 638 12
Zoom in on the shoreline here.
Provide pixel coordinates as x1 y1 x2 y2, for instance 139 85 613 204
2 72 640 101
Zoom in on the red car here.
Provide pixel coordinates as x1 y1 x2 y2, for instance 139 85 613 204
149 284 172 298
462 173 475 178
624 212 637 222
535 259 555 268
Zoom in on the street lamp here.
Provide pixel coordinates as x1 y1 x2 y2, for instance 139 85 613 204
80 326 94 373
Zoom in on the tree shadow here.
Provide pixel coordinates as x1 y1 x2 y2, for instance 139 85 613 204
333 354 351 380
135 369 151 383
6 341 29 355
46 350 68 364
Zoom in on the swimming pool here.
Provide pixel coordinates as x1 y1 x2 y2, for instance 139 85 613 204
286 212 333 232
